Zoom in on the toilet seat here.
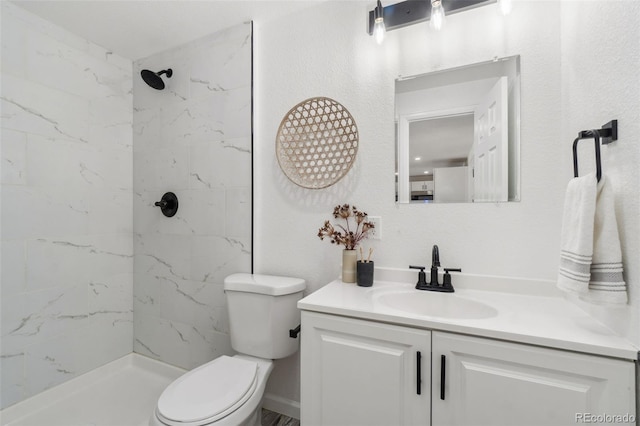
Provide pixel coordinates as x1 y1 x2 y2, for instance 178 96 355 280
156 356 258 426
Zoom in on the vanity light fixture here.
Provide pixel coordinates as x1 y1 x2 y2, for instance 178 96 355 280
367 0 496 42
430 0 446 30
373 0 386 44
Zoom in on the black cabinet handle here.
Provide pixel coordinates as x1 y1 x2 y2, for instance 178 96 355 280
416 351 422 395
440 354 446 400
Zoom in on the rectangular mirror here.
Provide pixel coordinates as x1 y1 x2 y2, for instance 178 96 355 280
395 55 521 203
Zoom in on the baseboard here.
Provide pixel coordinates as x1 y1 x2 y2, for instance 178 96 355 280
262 392 300 420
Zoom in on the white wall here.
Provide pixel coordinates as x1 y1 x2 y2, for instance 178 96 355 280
132 23 252 370
1 2 133 408
255 0 638 408
559 0 640 355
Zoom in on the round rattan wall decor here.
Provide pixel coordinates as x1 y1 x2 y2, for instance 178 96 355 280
276 97 359 189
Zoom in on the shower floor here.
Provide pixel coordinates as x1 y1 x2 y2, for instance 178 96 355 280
1 354 300 426
1 354 184 426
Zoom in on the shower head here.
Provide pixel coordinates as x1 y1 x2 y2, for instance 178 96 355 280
140 69 173 90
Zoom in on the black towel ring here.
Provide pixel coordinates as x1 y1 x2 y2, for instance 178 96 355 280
572 120 618 183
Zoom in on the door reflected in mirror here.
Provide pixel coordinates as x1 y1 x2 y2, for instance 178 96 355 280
395 56 520 204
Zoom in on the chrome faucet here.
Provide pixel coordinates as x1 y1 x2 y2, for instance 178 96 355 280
410 245 460 292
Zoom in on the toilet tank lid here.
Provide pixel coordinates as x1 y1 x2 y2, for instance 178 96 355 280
224 273 306 296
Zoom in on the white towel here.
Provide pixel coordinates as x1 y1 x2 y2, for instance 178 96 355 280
580 175 628 304
557 173 628 304
557 173 597 294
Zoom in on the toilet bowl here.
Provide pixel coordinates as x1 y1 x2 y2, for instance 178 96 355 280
150 274 305 426
150 355 273 426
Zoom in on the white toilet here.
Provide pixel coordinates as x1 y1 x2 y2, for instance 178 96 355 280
150 273 306 426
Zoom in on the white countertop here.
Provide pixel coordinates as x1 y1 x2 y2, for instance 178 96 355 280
298 268 638 361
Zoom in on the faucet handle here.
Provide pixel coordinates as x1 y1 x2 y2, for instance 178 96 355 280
442 268 461 292
409 265 427 289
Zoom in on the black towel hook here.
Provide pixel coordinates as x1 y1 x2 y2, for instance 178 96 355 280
572 120 618 183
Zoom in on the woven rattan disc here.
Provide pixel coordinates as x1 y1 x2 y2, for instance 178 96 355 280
276 97 359 189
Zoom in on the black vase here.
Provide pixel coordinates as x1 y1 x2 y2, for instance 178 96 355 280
356 261 374 287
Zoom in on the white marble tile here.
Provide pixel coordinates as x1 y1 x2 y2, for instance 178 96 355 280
24 326 95 397
0 351 26 409
178 189 226 236
1 2 135 408
190 235 251 283
88 189 133 235
2 284 88 353
88 273 133 325
188 327 234 369
2 2 99 64
133 313 163 361
1 186 90 240
0 240 26 297
132 20 251 370
133 273 161 317
188 138 251 190
1 128 27 185
26 134 131 192
84 314 133 369
89 95 134 150
26 134 91 188
133 146 190 192
26 235 132 292
134 233 191 282
1 292 28 339
189 24 251 98
222 86 252 140
25 30 130 99
132 107 162 153
1 74 90 144
1 5 27 77
82 146 133 190
159 319 193 369
225 186 252 238
162 95 226 145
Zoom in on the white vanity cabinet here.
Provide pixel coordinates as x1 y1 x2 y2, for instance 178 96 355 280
431 331 636 426
300 311 431 426
301 310 636 426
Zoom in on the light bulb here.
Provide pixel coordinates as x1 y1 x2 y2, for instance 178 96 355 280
372 0 385 44
430 0 446 31
498 0 512 16
374 18 386 44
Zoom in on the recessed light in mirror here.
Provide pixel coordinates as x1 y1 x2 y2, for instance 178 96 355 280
414 156 421 161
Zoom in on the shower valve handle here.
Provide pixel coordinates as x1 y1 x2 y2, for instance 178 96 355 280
154 192 178 217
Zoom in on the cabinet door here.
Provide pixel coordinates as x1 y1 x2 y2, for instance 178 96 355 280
301 311 431 426
432 332 636 426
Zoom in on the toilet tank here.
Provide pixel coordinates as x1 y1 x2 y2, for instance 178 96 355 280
224 273 306 360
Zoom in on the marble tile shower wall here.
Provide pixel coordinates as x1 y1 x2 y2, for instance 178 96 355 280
132 23 252 370
0 3 133 409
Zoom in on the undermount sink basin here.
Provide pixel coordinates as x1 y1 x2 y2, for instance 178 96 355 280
375 290 498 320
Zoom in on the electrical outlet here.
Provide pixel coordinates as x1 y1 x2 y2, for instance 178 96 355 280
368 216 382 240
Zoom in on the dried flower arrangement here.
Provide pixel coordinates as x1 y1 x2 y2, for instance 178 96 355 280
317 204 375 250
